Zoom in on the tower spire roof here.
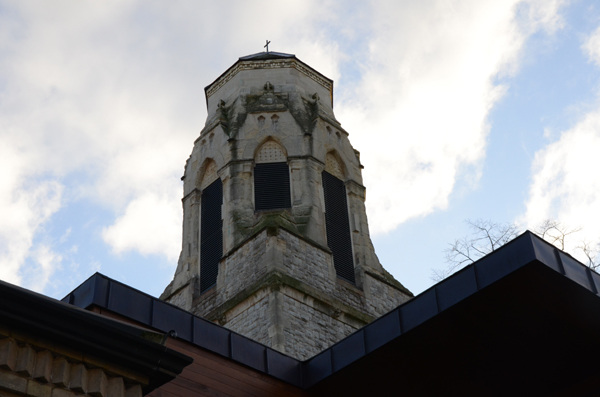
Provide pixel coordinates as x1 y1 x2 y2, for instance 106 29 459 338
238 51 295 61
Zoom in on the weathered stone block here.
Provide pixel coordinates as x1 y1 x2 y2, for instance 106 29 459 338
33 351 53 383
68 363 87 393
106 376 125 397
87 369 108 396
0 369 27 394
16 345 36 377
50 357 69 388
0 338 18 371
51 388 76 397
25 379 52 397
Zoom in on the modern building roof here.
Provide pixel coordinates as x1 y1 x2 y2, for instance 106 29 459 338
60 231 600 395
62 271 304 387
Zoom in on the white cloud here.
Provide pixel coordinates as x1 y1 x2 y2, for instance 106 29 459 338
337 0 565 234
0 140 63 287
582 24 600 66
521 0 566 34
22 244 64 293
521 21 600 262
102 192 181 261
0 0 570 292
521 112 600 258
0 0 346 282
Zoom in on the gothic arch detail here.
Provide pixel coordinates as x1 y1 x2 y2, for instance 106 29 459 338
322 157 354 283
255 140 286 163
254 140 291 211
197 159 222 293
200 176 223 293
199 159 219 190
324 152 345 180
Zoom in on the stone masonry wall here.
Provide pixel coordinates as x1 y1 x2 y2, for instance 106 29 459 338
215 282 369 360
279 287 357 360
221 289 271 349
189 227 410 360
193 228 409 320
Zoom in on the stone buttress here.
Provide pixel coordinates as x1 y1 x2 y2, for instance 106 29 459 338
161 52 412 360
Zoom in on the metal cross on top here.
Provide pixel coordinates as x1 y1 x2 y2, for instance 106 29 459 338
264 40 271 53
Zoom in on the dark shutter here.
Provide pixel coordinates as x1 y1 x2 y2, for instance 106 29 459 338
200 178 223 292
254 162 291 211
322 171 355 283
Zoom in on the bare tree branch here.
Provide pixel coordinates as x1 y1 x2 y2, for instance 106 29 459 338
578 240 600 270
433 220 520 281
534 219 581 251
433 218 599 282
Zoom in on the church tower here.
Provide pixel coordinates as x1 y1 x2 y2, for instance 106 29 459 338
161 51 412 360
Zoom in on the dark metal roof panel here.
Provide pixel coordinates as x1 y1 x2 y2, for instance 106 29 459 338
63 272 305 387
61 230 600 394
308 231 600 395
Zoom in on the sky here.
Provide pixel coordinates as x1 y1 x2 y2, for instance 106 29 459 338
1 0 600 299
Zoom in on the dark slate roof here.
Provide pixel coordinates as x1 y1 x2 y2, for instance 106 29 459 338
0 278 192 394
239 51 296 61
62 231 600 394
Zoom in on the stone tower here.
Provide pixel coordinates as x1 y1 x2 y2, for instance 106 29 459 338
161 52 412 360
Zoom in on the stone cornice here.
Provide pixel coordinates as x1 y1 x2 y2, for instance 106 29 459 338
206 58 333 104
0 278 192 395
0 334 144 397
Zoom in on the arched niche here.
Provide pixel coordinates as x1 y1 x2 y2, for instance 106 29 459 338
255 139 287 164
324 151 346 180
198 158 223 293
199 159 219 190
322 152 354 283
253 139 291 211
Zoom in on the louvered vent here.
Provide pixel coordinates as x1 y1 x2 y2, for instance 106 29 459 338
322 171 355 283
254 162 291 211
200 178 223 292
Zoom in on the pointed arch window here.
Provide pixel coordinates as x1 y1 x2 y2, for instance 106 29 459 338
199 162 222 293
254 140 291 211
322 154 354 284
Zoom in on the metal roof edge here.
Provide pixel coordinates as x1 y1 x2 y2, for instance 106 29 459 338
60 231 600 390
304 230 600 388
63 272 305 387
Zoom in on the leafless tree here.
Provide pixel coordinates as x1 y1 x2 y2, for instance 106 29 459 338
579 240 600 271
532 220 600 269
432 219 599 281
432 219 519 280
534 219 581 251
